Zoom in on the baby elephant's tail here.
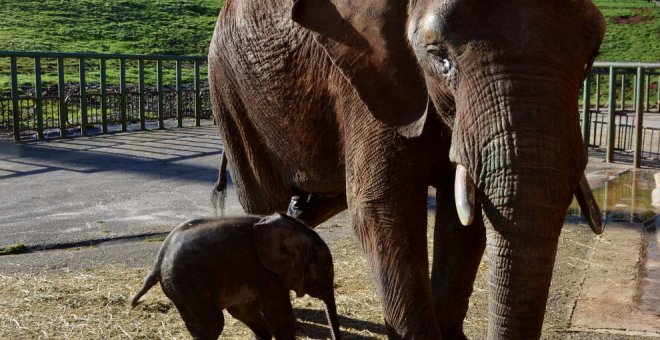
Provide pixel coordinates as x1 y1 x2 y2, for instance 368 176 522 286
131 269 160 308
131 239 170 307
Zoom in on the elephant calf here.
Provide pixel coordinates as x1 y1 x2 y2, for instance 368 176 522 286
131 213 340 340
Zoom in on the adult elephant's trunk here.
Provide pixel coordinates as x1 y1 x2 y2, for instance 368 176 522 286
482 180 568 338
479 145 576 339
449 69 586 338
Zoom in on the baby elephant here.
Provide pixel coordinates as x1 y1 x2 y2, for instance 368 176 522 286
131 213 340 340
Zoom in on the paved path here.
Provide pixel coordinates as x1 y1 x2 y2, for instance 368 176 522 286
0 127 657 338
0 126 352 272
0 127 245 250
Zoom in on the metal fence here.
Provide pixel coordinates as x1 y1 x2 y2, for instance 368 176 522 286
580 62 660 168
0 51 211 141
2 52 659 169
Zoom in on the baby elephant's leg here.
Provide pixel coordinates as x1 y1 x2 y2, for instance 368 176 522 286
227 301 271 340
168 290 224 340
259 289 296 340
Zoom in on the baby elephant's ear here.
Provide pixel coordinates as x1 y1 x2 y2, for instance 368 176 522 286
252 214 311 297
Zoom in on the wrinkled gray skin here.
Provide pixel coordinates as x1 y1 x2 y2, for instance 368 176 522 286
209 0 605 339
131 214 340 340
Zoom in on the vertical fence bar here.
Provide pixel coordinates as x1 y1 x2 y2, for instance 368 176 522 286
57 57 67 137
194 60 201 127
646 73 651 112
633 67 645 168
582 74 591 145
34 56 44 140
157 59 164 129
138 59 146 130
621 74 626 111
10 56 20 141
595 74 601 111
120 58 127 131
606 66 616 163
176 60 183 128
100 58 108 133
79 57 87 136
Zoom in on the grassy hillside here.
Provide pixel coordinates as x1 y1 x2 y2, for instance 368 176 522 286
594 0 660 61
0 0 657 60
0 0 223 56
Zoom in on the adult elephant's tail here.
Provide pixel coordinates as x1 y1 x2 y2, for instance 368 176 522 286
212 151 228 216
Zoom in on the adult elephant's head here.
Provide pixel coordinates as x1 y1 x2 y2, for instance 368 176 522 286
293 0 604 338
410 1 605 337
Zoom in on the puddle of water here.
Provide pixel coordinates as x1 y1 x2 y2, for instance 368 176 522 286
567 171 657 224
566 170 659 317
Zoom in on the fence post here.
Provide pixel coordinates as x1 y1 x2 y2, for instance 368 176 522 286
57 57 67 137
176 60 183 128
80 57 88 136
633 67 645 168
157 60 164 129
606 66 616 163
10 56 20 142
100 58 108 133
34 56 44 140
194 60 201 127
139 59 146 130
582 74 591 145
120 58 127 132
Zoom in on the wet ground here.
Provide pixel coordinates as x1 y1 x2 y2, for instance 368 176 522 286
0 127 658 338
564 170 659 337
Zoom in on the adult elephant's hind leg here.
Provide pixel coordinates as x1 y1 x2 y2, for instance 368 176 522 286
431 174 486 339
209 59 292 215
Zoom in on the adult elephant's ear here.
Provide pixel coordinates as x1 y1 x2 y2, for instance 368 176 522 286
292 0 427 137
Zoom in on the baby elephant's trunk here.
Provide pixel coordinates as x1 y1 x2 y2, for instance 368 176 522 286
323 292 341 340
131 271 160 307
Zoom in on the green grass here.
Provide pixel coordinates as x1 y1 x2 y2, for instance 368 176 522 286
0 0 223 89
0 0 223 56
0 0 656 91
594 0 660 61
0 243 26 255
0 0 656 60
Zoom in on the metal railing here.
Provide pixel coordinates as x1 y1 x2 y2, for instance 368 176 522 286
0 51 211 141
2 52 659 169
580 62 660 168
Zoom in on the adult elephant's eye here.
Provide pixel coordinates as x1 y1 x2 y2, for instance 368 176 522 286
425 44 454 77
440 58 452 75
426 44 444 56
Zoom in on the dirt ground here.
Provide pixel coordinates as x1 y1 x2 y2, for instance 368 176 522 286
0 214 652 339
0 157 656 339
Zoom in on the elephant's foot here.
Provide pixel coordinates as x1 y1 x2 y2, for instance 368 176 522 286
286 192 347 227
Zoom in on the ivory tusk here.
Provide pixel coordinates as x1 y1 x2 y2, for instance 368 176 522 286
575 174 604 235
454 165 476 226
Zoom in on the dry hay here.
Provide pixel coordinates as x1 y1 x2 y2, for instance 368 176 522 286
0 220 599 339
0 235 388 339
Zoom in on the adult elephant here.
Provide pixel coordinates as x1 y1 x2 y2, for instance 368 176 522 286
208 0 605 338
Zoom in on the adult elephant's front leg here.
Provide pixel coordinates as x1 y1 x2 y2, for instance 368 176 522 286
431 172 486 339
345 131 441 339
